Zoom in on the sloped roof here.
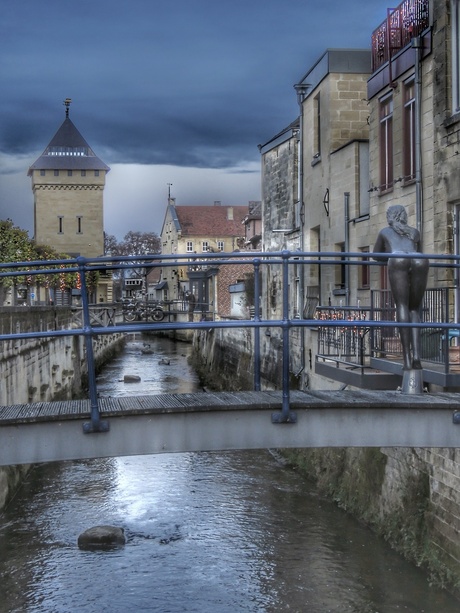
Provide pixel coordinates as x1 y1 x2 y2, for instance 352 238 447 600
28 117 110 174
174 205 248 237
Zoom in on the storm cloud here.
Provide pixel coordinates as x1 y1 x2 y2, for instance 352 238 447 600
1 0 386 236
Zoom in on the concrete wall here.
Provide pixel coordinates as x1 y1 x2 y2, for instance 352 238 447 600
0 307 124 509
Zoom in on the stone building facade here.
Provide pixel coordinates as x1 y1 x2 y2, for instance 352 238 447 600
28 104 112 303
160 201 249 316
256 0 460 588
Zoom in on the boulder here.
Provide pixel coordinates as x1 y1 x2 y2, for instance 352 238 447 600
123 374 141 382
77 525 126 550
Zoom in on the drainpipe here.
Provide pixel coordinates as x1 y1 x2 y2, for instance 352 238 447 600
344 192 350 306
413 36 423 241
294 83 310 381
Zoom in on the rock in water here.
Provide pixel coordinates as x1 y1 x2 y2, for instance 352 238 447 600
78 525 126 550
124 374 141 382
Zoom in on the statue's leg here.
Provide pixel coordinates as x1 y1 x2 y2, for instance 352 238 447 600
388 258 412 370
410 309 423 368
408 258 429 369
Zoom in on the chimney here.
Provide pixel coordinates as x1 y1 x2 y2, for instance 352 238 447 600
214 200 221 206
227 207 234 220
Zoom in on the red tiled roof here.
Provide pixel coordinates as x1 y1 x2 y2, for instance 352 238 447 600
175 205 248 237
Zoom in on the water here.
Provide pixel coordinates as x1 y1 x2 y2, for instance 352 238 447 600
0 334 458 612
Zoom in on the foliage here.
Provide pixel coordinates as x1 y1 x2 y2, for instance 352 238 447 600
104 231 161 257
0 219 36 287
33 243 78 289
104 230 161 290
0 219 80 291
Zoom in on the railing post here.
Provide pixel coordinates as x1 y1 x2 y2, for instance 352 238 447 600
77 257 109 434
253 259 261 391
272 251 297 424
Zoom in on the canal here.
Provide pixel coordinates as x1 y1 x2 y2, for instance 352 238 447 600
0 334 458 612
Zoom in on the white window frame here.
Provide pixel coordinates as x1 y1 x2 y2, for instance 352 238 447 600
217 240 224 251
202 241 209 252
186 241 193 253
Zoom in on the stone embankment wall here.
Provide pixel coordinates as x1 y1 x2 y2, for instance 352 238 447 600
192 327 460 596
0 307 125 509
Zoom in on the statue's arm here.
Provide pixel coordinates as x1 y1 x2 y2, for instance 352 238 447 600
372 231 389 262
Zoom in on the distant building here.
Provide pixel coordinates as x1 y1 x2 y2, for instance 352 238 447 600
28 101 112 302
160 200 250 317
242 200 262 249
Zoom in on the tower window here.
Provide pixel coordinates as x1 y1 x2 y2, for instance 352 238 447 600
58 216 64 234
40 170 45 176
81 170 86 177
54 170 59 176
95 170 99 177
67 170 73 177
76 216 82 234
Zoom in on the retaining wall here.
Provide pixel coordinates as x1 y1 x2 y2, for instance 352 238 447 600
0 307 125 510
192 326 460 595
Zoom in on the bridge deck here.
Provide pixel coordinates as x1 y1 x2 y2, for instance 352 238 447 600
1 390 459 466
2 389 460 424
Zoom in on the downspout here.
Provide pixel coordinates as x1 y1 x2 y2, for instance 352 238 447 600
344 192 350 306
294 83 310 381
413 36 423 240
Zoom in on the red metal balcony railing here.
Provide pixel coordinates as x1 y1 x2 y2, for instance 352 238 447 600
371 0 430 72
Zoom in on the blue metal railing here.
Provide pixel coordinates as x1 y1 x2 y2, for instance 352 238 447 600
1 250 460 431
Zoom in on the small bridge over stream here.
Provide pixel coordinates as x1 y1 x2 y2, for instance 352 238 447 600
1 390 460 466
1 251 460 466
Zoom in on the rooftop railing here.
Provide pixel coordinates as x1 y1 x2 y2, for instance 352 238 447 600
371 0 430 71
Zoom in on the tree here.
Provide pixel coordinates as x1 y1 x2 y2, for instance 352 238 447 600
104 231 161 257
103 230 161 300
0 219 79 304
0 220 35 302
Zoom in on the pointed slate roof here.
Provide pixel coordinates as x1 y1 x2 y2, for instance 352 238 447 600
28 117 110 175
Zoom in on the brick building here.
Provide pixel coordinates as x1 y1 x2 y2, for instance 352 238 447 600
160 201 250 318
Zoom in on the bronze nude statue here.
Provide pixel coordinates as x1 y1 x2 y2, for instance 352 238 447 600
373 205 429 372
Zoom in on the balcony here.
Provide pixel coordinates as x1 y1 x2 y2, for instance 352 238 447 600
315 288 460 391
371 0 430 72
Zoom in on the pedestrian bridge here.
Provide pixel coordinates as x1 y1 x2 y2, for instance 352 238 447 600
1 251 460 467
1 389 460 466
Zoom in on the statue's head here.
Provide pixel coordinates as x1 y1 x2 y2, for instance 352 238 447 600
386 204 407 226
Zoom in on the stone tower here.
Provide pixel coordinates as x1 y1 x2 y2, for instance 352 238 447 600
28 100 110 258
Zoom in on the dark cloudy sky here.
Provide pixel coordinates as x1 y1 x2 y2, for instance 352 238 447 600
1 0 386 239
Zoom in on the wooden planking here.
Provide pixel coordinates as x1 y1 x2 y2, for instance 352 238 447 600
1 390 460 426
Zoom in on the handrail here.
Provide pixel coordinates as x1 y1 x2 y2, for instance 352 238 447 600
2 250 460 431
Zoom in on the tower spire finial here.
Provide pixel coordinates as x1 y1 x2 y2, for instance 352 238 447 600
63 98 72 118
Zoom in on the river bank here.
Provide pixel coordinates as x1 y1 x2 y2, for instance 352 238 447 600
0 308 125 511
